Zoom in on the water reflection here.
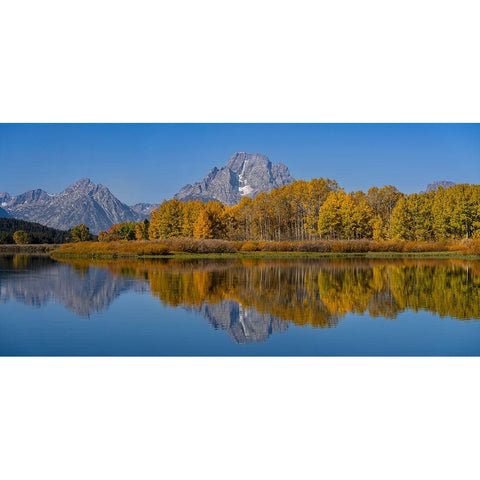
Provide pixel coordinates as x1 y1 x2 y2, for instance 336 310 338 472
0 256 149 318
1 255 480 344
189 301 288 343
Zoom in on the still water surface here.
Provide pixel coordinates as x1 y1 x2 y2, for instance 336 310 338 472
1 255 480 355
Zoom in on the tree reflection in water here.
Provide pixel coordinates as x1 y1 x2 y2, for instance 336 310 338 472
1 255 479 344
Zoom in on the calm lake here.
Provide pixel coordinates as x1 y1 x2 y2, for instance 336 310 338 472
1 255 480 355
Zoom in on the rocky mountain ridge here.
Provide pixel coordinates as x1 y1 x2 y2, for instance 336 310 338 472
129 202 160 216
1 179 141 234
175 152 295 205
1 153 294 232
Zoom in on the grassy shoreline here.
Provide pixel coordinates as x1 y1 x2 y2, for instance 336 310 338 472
48 239 480 260
0 239 475 260
52 252 480 260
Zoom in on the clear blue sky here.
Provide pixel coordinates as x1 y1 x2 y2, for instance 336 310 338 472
1 124 479 205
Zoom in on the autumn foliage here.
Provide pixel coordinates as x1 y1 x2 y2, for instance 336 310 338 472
145 180 480 242
60 179 480 255
52 241 171 257
13 230 31 245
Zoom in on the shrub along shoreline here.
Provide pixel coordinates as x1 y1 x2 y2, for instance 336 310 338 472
49 238 480 259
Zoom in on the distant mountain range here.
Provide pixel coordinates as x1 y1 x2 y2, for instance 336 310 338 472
425 180 456 192
0 152 460 234
1 152 295 232
1 179 142 234
130 202 160 216
175 152 295 205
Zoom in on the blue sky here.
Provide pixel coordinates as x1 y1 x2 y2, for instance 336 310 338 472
1 124 479 204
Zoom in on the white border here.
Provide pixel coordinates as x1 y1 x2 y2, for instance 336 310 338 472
0 1 479 123
1 358 480 480
1 1 479 479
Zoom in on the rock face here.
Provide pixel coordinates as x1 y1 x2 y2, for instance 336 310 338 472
0 192 11 205
426 180 456 192
130 202 160 217
175 152 295 205
1 179 140 234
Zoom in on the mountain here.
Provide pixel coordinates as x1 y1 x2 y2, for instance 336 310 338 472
1 179 140 234
426 180 456 192
0 192 11 205
174 152 295 205
130 202 160 217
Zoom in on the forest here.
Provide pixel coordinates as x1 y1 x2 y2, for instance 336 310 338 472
0 218 71 244
99 179 480 243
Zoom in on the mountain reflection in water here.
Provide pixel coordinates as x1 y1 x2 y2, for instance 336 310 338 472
1 255 480 345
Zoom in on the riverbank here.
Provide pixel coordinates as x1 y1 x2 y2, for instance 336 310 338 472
0 244 60 255
49 239 480 259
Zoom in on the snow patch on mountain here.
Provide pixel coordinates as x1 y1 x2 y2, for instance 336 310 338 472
175 152 294 205
238 159 254 196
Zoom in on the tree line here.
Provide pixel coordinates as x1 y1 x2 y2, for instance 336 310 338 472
0 218 72 244
96 179 480 242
